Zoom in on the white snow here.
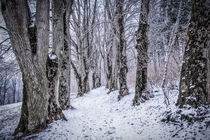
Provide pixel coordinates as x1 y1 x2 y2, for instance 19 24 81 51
49 54 57 60
0 87 210 140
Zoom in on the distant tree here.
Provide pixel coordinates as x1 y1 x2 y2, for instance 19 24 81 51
70 0 97 96
177 0 210 108
105 0 119 92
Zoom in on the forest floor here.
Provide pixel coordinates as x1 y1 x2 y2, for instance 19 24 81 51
0 87 210 140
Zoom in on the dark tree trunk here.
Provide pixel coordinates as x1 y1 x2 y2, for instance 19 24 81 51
176 0 209 108
133 0 150 105
12 80 16 103
117 0 129 100
92 71 101 89
2 0 49 135
47 57 66 123
105 48 112 89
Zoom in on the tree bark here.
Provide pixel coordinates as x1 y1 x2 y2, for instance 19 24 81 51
176 0 209 108
133 0 150 105
12 79 16 103
58 0 73 110
116 0 129 100
47 0 64 122
2 0 49 135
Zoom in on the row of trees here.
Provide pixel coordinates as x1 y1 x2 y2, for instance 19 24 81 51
0 0 209 136
1 0 73 135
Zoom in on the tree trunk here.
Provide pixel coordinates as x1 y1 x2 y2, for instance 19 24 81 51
2 0 49 135
208 38 210 104
161 0 182 106
47 57 65 123
92 54 101 89
58 0 73 110
133 0 150 105
105 47 112 89
12 80 16 103
105 0 119 92
176 0 209 108
47 0 66 123
117 0 129 100
3 77 8 105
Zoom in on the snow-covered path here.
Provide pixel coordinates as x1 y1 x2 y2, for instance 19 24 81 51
36 87 210 140
0 87 209 140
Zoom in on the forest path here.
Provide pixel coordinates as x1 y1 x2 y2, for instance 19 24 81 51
39 87 142 140
36 87 210 140
1 87 209 140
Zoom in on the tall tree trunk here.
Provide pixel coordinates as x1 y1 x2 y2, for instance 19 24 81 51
110 37 119 91
208 38 210 104
92 50 101 89
47 0 64 122
106 0 119 92
176 0 209 108
2 0 49 135
105 49 113 89
57 0 73 110
117 0 129 100
12 80 16 103
133 0 150 105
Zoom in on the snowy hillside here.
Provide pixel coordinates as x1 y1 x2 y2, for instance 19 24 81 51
0 87 209 140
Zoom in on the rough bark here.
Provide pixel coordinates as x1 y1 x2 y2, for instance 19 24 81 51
208 35 210 104
57 0 73 110
133 0 150 105
47 57 65 123
47 0 65 122
176 0 209 108
2 0 49 135
105 48 113 89
116 0 129 100
12 80 16 103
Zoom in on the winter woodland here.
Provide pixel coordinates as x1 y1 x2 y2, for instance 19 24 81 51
0 0 209 139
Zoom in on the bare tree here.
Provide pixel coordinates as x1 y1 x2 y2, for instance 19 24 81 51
161 0 183 106
133 0 150 105
1 0 55 135
105 0 119 92
116 0 129 100
70 0 97 96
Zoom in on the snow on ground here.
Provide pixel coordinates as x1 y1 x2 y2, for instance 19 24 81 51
0 102 21 139
0 87 210 140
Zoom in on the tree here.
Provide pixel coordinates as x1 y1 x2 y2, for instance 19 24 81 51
176 0 209 108
105 0 119 92
133 0 150 105
70 0 97 96
2 0 49 134
58 0 73 109
161 0 183 106
116 0 129 100
50 0 73 111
